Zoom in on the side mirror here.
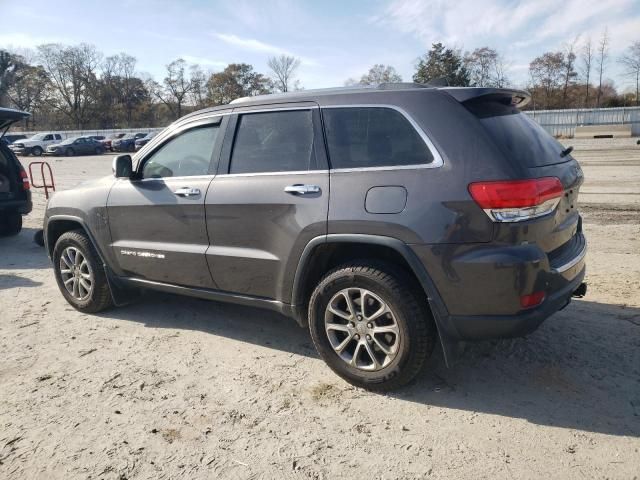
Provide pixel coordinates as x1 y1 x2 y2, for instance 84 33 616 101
112 154 133 178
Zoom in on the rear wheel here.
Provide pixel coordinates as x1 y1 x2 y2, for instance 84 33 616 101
95 146 104 155
53 230 113 313
128 143 135 153
31 146 43 157
0 211 22 236
308 261 436 391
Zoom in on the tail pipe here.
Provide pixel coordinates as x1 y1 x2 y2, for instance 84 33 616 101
572 282 587 298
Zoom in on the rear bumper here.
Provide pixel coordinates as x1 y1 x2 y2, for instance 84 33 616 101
411 231 587 341
0 199 32 215
446 266 585 340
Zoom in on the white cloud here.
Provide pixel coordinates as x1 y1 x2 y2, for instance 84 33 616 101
0 32 70 49
212 33 318 66
180 55 227 68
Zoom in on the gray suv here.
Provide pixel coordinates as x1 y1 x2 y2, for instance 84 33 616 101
43 84 587 390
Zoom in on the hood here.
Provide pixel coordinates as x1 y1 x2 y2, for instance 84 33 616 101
0 107 30 139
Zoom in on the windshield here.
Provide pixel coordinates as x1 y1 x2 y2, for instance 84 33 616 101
60 137 78 145
29 133 47 141
122 134 135 139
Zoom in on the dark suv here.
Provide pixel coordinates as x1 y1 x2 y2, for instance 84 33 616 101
43 85 587 390
0 108 32 236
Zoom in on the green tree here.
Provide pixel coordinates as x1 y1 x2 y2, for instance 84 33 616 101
413 43 469 86
206 63 272 106
0 50 21 107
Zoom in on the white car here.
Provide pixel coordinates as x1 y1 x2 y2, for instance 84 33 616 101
9 133 63 156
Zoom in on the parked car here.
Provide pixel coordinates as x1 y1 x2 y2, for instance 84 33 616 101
112 133 146 152
45 136 105 156
134 132 157 151
0 108 32 236
43 84 587 390
101 133 126 152
1 133 27 145
9 132 63 156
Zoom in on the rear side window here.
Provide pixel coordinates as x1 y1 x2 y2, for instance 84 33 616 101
465 98 566 167
323 107 433 169
230 110 315 174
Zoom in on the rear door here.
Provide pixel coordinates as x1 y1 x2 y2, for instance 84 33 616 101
205 104 329 301
107 115 226 288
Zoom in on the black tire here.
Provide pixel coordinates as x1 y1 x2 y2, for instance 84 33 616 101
95 146 104 155
128 143 136 153
0 212 22 236
308 261 437 391
52 230 114 313
31 146 43 157
65 147 75 157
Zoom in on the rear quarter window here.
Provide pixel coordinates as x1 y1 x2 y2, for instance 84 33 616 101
322 107 433 170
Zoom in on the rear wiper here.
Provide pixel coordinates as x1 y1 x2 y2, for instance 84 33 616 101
560 146 573 158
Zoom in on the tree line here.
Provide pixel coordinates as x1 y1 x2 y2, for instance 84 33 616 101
1 33 639 131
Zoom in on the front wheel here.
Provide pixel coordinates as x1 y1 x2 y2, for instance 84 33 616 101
308 262 437 391
31 146 43 156
53 230 114 313
65 147 75 157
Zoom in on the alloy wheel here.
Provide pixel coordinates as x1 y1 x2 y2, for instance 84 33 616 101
324 288 400 371
59 246 93 301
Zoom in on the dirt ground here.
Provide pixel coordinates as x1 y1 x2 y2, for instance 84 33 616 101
1 139 639 479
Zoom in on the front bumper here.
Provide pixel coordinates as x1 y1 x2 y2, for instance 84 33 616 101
9 146 29 155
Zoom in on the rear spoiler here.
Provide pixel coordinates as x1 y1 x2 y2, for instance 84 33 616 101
440 88 531 109
0 107 31 140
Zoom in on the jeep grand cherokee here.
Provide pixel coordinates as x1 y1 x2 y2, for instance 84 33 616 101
43 84 587 390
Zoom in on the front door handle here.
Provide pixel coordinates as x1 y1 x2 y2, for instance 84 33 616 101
284 184 321 195
174 187 201 197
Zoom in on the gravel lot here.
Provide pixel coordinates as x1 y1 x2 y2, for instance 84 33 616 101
1 140 639 479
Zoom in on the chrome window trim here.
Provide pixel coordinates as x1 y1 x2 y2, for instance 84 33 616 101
321 104 444 171
216 169 328 178
130 174 216 183
232 105 319 114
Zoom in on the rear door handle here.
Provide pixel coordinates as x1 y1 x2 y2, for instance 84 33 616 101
284 184 321 195
174 187 201 197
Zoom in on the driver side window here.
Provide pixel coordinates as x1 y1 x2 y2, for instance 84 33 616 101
141 125 219 179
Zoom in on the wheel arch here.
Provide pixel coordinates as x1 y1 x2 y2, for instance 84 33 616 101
291 234 457 365
45 215 106 265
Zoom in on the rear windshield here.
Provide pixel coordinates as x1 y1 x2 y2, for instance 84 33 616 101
466 98 568 167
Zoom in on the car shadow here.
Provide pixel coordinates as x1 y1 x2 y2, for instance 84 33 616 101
0 273 43 289
102 293 639 438
0 228 50 270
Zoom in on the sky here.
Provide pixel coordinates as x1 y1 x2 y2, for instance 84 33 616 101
1 0 639 91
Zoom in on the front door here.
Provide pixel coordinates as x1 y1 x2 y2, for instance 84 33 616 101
205 106 329 302
107 116 225 288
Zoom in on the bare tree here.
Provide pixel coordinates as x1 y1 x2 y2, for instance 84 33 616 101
37 43 102 128
345 64 402 86
529 52 565 109
580 37 594 107
561 38 579 108
619 41 640 106
596 28 609 107
464 47 511 87
153 59 194 119
189 64 207 109
267 54 301 93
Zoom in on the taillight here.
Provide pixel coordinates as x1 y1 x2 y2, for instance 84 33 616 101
468 177 563 222
19 169 30 190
